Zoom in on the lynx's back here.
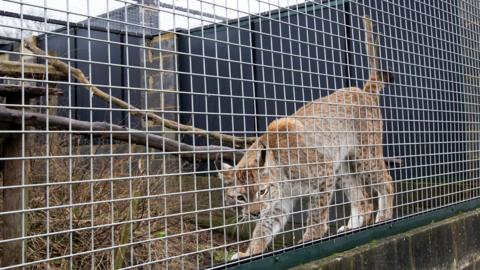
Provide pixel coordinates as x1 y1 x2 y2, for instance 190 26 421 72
290 87 383 163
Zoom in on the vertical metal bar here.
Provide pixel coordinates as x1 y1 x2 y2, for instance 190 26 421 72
65 1 74 269
85 0 94 268
125 0 134 268
106 1 115 268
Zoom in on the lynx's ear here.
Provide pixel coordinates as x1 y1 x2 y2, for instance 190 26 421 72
215 153 233 179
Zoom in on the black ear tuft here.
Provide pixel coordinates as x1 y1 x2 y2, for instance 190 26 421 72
379 68 394 83
258 140 267 167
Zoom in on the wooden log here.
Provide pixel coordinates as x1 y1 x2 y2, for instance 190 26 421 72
0 106 242 163
0 84 63 98
0 60 66 80
1 95 26 269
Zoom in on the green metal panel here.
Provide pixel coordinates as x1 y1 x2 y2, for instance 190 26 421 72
227 198 480 269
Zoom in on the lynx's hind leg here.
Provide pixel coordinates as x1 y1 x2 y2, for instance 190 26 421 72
372 160 394 222
353 147 394 223
337 172 374 233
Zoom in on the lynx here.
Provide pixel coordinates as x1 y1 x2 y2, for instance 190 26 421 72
216 71 394 260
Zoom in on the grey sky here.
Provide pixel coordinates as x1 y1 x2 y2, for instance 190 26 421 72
0 0 306 39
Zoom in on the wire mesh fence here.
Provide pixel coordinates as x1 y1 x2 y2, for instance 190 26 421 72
0 0 479 269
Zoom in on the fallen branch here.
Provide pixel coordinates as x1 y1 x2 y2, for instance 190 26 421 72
0 60 66 80
0 106 242 163
24 38 255 148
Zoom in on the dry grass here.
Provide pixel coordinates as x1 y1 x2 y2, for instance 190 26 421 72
1 134 247 269
15 133 476 268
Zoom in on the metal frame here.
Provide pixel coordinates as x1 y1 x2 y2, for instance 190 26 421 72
0 0 479 269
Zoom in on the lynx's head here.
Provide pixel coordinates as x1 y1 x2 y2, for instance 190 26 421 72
215 140 282 219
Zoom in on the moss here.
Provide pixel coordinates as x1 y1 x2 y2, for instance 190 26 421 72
212 249 237 263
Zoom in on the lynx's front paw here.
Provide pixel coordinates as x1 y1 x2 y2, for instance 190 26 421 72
299 225 327 244
337 225 350 233
298 233 314 244
230 251 249 260
375 209 393 223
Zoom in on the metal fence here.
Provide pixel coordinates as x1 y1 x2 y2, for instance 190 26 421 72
0 0 479 269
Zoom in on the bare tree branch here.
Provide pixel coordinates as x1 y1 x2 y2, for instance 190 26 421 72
0 106 242 163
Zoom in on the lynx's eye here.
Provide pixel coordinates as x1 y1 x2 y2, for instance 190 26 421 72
236 194 246 203
258 187 268 197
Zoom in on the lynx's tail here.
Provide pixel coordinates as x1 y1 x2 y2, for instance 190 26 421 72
362 16 394 94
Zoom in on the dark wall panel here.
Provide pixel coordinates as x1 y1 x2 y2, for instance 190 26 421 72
38 28 144 128
178 23 256 146
253 4 349 131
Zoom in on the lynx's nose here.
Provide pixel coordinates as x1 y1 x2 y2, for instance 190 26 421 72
249 207 260 217
250 211 260 218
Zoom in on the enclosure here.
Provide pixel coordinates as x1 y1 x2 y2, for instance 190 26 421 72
0 0 479 269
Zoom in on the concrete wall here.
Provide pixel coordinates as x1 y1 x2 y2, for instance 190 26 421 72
292 208 480 270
